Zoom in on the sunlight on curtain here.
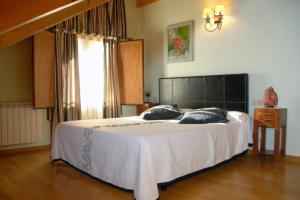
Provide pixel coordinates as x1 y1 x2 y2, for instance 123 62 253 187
78 35 104 120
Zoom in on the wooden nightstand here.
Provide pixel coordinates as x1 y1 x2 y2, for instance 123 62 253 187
253 108 287 160
136 103 159 115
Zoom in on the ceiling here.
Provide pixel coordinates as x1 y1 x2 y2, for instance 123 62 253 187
0 0 108 48
136 0 159 7
0 0 159 48
0 0 72 33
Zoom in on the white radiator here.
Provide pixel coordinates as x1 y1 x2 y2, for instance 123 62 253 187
0 103 43 145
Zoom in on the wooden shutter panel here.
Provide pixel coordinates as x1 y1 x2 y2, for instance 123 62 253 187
33 31 55 108
118 40 144 105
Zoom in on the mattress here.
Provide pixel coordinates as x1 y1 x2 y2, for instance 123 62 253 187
51 111 250 200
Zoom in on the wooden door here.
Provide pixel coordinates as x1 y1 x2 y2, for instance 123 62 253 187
118 40 144 105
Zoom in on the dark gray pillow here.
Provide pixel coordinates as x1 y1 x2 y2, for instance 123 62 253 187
141 105 181 120
179 108 229 124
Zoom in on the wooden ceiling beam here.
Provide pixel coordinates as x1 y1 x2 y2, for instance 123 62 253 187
136 0 159 8
0 0 109 49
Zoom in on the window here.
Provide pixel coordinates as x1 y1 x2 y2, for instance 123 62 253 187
77 35 104 120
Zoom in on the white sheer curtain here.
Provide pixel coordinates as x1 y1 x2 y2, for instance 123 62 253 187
77 35 105 120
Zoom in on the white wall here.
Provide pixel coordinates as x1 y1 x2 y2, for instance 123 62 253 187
142 0 300 156
126 0 143 39
0 38 33 102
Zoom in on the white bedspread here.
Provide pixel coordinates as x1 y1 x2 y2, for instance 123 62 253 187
51 111 249 200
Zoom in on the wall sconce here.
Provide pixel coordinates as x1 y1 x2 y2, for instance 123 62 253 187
202 5 225 32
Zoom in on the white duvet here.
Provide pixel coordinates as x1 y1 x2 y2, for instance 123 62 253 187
51 111 249 200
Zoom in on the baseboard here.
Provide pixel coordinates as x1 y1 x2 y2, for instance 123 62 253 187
0 144 51 155
284 155 300 163
247 149 300 163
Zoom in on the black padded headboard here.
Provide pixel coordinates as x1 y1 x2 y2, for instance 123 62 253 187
159 74 248 113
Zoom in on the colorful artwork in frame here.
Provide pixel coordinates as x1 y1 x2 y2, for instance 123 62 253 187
167 21 194 63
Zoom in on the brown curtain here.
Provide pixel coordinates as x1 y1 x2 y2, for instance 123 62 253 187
54 4 111 36
53 0 127 123
54 0 127 39
104 39 121 118
103 0 126 118
110 0 127 39
54 31 81 123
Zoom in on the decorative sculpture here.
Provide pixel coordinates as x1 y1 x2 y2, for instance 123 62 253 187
263 87 278 108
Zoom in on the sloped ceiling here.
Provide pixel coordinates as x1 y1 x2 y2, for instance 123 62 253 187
0 0 72 33
0 0 109 48
136 0 159 7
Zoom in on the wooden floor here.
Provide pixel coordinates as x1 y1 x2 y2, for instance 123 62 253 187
0 150 300 200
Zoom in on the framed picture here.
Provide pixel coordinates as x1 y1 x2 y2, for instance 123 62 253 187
167 20 194 63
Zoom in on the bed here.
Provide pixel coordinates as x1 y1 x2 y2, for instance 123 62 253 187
51 74 249 200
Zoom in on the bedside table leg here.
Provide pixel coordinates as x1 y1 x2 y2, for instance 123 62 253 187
253 125 259 158
274 128 280 161
260 127 266 152
281 126 286 155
